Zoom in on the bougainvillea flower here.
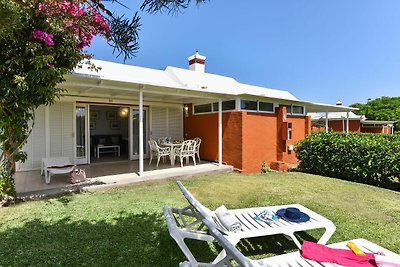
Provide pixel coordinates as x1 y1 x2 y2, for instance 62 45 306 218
32 29 54 46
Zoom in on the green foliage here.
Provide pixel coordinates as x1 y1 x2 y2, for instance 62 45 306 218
295 131 400 191
351 96 400 130
0 1 84 201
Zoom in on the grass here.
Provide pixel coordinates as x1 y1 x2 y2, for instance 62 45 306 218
0 172 399 266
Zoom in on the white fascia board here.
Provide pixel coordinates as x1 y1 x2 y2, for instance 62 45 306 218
362 120 396 125
63 74 235 101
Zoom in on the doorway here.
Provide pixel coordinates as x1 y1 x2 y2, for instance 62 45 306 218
89 105 130 163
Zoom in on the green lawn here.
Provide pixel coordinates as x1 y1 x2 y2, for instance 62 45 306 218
1 172 399 266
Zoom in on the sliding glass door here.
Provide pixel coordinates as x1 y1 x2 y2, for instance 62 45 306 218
129 107 149 160
75 104 89 164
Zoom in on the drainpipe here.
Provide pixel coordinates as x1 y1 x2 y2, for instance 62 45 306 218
139 88 144 177
325 112 329 132
218 99 222 165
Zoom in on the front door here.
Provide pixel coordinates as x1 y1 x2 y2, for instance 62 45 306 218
129 107 149 160
75 104 89 164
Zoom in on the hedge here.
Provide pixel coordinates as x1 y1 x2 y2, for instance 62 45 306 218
295 131 400 191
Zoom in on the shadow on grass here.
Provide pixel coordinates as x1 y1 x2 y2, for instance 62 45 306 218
0 212 188 266
0 210 320 266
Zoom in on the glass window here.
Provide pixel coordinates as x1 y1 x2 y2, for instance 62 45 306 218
241 100 257 111
212 102 219 112
292 105 305 115
194 104 212 114
259 102 274 112
222 100 236 111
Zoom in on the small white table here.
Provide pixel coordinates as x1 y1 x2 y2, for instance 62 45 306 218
161 142 182 166
96 145 120 158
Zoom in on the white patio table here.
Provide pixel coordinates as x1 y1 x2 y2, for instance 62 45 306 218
160 142 182 166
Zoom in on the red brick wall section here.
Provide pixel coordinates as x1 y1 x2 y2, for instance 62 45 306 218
328 120 361 132
184 104 308 173
282 116 307 164
241 112 277 173
183 104 243 170
361 126 392 134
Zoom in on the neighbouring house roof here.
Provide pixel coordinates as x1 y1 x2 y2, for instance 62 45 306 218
361 120 396 126
309 111 396 127
64 59 356 113
308 111 365 121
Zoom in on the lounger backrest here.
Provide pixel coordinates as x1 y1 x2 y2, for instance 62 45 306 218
202 218 254 267
176 181 215 222
43 157 72 167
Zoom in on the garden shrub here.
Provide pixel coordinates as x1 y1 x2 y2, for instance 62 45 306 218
295 131 400 190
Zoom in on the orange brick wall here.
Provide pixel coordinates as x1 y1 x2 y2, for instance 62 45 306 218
242 112 277 173
184 106 243 170
362 126 392 134
328 120 361 132
184 104 310 173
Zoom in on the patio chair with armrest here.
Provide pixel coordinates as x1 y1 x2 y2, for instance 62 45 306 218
148 139 171 167
173 140 197 168
163 181 336 266
193 137 201 163
201 218 400 267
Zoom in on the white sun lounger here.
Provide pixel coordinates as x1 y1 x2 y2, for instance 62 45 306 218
202 217 400 267
41 157 75 184
163 181 336 266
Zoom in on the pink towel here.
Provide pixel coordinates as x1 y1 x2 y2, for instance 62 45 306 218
301 241 377 267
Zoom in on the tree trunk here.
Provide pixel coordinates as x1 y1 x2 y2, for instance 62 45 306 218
0 149 17 206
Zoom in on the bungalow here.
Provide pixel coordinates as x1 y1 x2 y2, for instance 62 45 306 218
309 101 395 134
16 52 355 175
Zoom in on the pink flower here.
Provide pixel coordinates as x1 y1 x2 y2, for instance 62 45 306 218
32 29 54 46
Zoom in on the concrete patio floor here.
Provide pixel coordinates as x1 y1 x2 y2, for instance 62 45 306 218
15 159 233 198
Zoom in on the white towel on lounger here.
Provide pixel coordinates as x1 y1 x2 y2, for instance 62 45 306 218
215 205 242 232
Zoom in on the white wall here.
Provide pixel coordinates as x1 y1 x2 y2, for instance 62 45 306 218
17 102 183 171
18 102 74 171
151 106 183 140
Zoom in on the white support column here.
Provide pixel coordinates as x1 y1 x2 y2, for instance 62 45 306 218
346 111 349 133
139 89 144 177
218 99 222 165
325 112 329 132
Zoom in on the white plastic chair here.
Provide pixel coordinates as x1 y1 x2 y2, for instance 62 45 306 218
201 218 400 267
41 157 75 184
173 140 197 168
148 139 171 167
163 181 337 266
193 137 201 163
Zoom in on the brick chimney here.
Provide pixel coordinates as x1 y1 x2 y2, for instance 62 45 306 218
188 51 206 73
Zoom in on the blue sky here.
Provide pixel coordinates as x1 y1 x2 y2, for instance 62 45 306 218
88 0 400 106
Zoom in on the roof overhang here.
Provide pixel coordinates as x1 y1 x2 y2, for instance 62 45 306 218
239 94 356 113
61 71 358 113
362 120 396 125
61 74 234 104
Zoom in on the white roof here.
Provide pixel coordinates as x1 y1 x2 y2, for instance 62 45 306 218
308 111 364 121
69 59 355 112
72 59 179 88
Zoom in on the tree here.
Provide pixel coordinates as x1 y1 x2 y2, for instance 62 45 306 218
0 0 205 206
351 96 400 131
